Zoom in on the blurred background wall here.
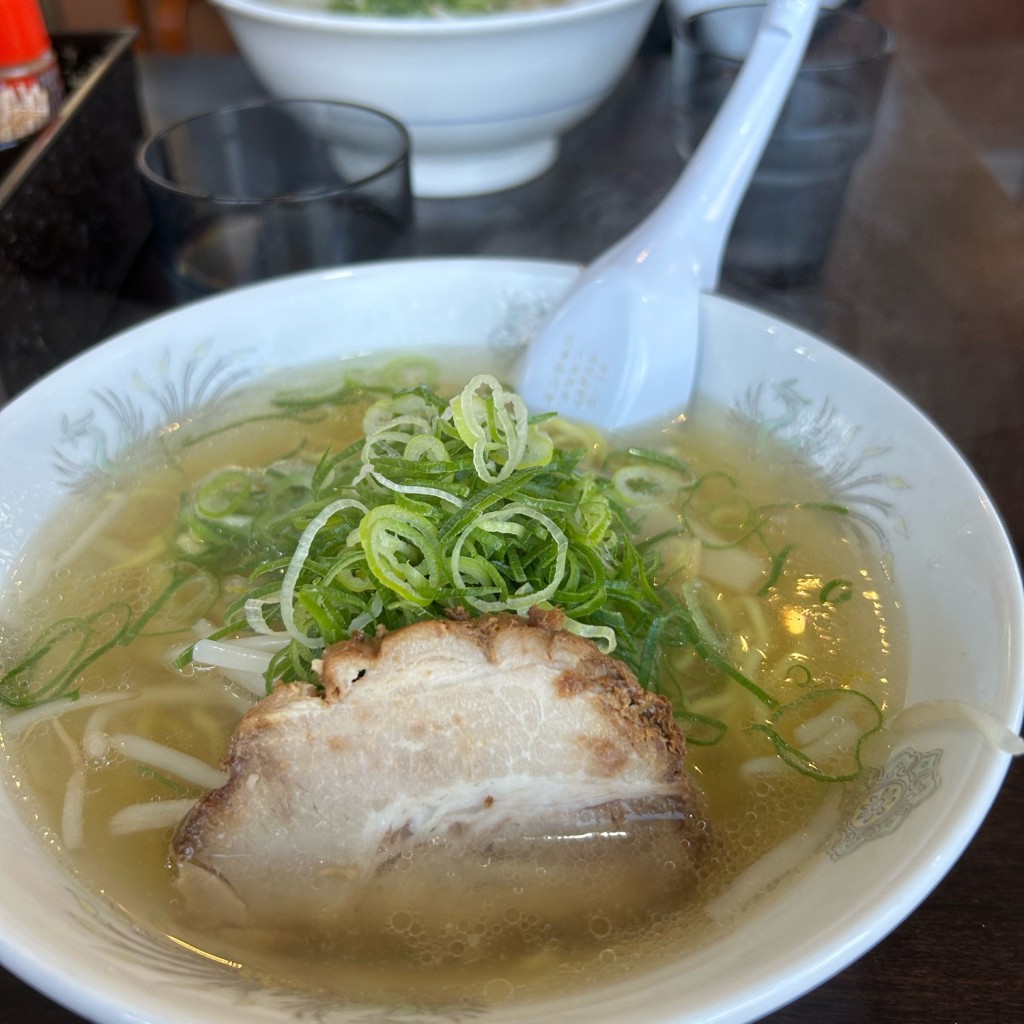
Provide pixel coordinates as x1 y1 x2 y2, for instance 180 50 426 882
39 0 235 52
863 0 1023 201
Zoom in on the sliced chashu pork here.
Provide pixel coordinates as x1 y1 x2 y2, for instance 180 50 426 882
172 612 701 931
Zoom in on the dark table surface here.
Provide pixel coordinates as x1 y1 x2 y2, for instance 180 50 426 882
1 14 1023 1024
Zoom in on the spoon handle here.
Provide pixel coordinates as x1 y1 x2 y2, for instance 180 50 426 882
610 0 821 289
514 0 821 432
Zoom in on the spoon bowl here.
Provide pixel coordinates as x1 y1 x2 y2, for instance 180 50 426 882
515 0 822 430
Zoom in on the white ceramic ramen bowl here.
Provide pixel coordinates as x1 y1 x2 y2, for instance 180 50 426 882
0 258 1021 1024
208 0 660 198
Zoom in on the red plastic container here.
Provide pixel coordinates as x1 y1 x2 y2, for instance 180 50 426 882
0 0 64 149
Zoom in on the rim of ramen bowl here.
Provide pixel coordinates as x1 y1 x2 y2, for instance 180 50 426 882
0 258 1020 1024
210 0 657 36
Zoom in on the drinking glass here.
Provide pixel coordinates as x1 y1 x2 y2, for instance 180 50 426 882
137 99 412 302
670 3 893 285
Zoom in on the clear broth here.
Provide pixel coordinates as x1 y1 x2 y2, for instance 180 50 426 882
0 351 905 1008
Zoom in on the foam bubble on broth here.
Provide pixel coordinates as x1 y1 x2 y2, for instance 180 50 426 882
0 348 906 1007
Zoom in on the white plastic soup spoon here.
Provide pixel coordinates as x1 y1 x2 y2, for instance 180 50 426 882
515 0 822 431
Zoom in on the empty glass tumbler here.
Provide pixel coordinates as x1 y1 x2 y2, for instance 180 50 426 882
670 3 893 284
137 99 412 302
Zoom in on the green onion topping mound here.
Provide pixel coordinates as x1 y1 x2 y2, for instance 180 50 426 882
1 368 889 783
177 374 661 687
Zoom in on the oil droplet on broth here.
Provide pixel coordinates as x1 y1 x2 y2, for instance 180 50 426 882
482 977 514 1001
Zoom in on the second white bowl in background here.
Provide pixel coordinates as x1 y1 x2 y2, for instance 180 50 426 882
210 0 661 198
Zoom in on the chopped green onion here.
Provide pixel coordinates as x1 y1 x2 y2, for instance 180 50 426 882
611 465 688 506
750 688 883 782
1 568 200 707
449 374 532 483
450 505 567 613
820 578 853 604
196 469 252 518
280 498 368 646
623 447 696 484
784 663 814 688
558 616 616 654
360 505 444 607
757 543 794 597
676 711 728 746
